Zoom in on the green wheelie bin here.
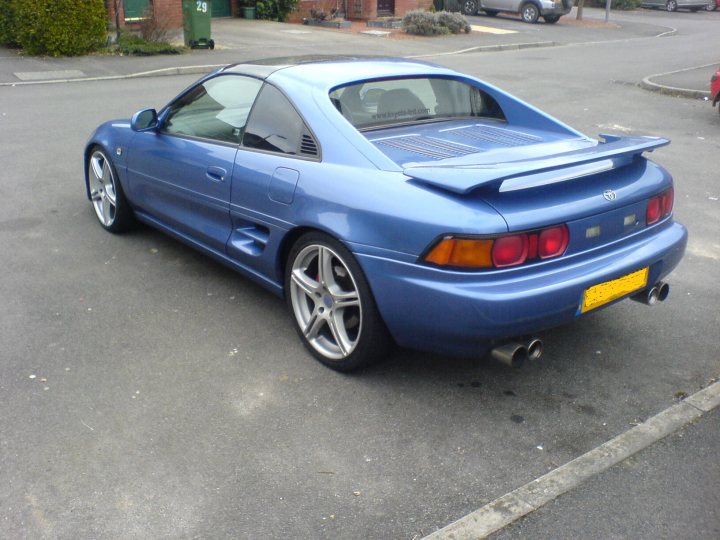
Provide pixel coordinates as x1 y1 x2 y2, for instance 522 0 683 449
182 0 215 49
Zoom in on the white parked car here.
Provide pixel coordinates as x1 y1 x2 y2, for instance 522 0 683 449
461 0 572 24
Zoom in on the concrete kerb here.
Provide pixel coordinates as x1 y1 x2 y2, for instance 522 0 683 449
0 64 225 87
406 41 558 59
639 62 715 100
0 42 560 87
422 379 720 540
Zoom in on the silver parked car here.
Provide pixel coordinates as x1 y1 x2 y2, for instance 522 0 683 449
462 0 572 23
641 0 709 11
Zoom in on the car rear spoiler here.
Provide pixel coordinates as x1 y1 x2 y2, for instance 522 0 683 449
402 135 669 195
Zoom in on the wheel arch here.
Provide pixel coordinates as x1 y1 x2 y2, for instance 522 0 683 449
276 225 351 297
521 0 543 11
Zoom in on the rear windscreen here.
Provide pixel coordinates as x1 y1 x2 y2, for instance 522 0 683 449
329 77 505 130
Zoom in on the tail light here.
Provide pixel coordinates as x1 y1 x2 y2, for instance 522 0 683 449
646 187 674 225
423 224 569 270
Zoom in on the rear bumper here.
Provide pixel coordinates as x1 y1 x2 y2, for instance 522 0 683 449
356 220 687 358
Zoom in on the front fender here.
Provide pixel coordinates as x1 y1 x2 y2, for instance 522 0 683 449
83 120 134 199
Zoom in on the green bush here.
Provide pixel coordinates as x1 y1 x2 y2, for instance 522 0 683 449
116 33 184 56
0 0 19 47
611 0 642 8
435 11 471 33
255 0 299 21
12 0 107 56
402 10 470 36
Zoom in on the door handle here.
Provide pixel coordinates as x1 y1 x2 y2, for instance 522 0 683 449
206 166 227 182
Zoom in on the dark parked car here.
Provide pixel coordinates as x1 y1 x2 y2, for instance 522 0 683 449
85 57 687 371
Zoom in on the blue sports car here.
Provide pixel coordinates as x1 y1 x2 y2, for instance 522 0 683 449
84 56 687 371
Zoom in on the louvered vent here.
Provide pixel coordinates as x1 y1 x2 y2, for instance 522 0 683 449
300 134 319 156
376 136 478 159
451 125 543 146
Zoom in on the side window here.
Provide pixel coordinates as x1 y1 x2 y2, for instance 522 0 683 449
242 84 319 158
162 75 263 144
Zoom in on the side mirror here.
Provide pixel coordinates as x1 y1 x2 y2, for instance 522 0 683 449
131 108 158 132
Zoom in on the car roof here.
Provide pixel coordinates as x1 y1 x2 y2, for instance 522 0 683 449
221 56 451 87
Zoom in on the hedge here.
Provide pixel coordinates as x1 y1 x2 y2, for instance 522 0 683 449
0 0 19 47
9 0 107 56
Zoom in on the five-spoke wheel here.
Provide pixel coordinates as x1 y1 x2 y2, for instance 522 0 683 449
286 233 389 371
87 147 133 232
666 0 678 10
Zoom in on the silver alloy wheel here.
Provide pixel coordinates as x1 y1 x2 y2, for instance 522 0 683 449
88 151 117 227
666 0 677 10
289 243 362 360
521 3 539 23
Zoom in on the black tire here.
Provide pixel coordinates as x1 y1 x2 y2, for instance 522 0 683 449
520 2 540 23
484 9 499 16
209 39 215 50
544 14 560 23
86 146 134 233
708 2 717 11
462 0 478 15
285 232 391 372
666 0 677 10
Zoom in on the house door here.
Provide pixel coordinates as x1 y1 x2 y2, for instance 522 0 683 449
212 0 231 16
377 0 395 15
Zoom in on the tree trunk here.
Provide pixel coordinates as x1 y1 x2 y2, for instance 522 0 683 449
576 0 585 19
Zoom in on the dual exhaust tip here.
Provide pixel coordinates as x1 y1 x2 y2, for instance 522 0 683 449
631 281 669 306
491 282 670 368
491 338 543 368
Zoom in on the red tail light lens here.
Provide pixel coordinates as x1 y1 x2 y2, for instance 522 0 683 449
538 225 569 259
424 223 569 270
661 187 674 216
647 188 674 225
646 197 662 225
492 234 528 267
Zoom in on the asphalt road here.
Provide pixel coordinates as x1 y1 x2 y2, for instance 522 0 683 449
0 8 718 540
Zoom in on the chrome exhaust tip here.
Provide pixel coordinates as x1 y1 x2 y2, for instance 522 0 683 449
526 338 543 361
490 342 527 368
631 282 669 306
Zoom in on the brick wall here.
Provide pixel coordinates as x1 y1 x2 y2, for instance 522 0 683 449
395 0 432 16
152 0 183 28
106 0 186 31
292 0 432 21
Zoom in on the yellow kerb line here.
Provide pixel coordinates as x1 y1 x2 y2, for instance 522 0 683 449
470 25 518 35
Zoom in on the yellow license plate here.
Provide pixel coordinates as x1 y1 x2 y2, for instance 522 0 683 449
580 267 649 314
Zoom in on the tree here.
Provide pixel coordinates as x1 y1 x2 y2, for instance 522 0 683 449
109 0 123 42
576 0 585 20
